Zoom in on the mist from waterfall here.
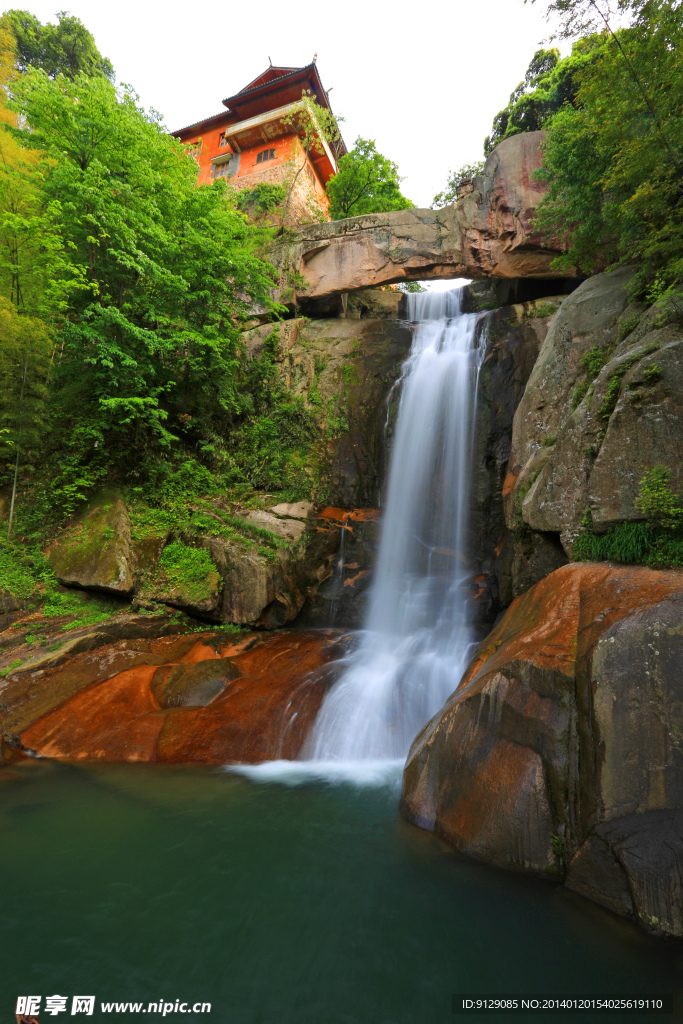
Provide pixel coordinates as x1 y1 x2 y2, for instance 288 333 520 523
304 287 488 762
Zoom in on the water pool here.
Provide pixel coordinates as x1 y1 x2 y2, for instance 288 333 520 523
1 760 681 1022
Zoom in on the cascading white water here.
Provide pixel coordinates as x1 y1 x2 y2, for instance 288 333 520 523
304 287 488 762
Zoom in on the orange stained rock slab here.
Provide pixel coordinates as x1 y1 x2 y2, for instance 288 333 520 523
21 663 163 761
19 630 350 765
460 562 683 688
343 570 370 590
494 531 509 557
501 471 518 499
317 507 380 528
176 640 222 664
347 509 381 523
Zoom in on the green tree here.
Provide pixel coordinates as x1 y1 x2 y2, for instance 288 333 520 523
431 160 485 208
526 0 648 40
325 137 413 219
635 465 683 531
0 24 79 318
0 298 52 535
533 2 683 292
481 44 610 155
3 9 114 80
12 69 278 503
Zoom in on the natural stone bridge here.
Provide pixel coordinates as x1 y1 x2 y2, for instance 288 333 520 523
271 131 572 305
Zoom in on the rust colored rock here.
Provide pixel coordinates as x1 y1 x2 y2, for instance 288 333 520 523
19 630 350 765
401 562 683 935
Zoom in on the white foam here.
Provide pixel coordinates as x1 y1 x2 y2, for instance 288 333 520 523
304 288 488 762
225 759 405 788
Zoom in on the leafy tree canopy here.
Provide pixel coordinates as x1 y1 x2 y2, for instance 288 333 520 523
2 67 279 509
325 137 413 220
483 42 612 154
431 160 485 208
525 0 649 40
3 8 114 80
533 0 683 295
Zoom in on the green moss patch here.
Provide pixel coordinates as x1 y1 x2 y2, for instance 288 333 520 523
154 542 221 606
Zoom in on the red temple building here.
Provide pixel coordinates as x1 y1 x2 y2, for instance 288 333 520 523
173 60 346 223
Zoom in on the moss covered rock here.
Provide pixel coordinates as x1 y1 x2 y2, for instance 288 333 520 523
141 541 222 618
48 490 134 596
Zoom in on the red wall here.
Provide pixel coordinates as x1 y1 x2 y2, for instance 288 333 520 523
183 128 326 200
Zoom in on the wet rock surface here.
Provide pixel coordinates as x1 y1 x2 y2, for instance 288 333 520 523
400 562 683 935
244 316 413 508
472 296 567 621
297 508 381 628
8 629 351 764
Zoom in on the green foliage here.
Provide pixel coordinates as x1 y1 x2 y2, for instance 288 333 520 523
551 834 566 860
326 137 413 219
617 310 641 340
533 3 683 294
542 433 558 447
642 362 662 383
0 69 278 507
431 160 485 208
635 464 683 530
0 299 52 493
157 541 219 602
234 183 286 217
571 381 589 409
569 346 609 410
3 9 114 80
0 539 49 598
574 517 683 567
0 538 129 630
280 92 343 223
527 302 558 318
580 346 609 378
574 466 683 567
49 591 127 629
223 330 320 495
598 351 647 422
483 43 607 155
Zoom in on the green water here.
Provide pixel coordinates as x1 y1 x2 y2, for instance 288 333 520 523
1 761 681 1023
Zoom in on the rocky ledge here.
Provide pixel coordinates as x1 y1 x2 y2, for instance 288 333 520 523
401 562 683 937
2 627 351 764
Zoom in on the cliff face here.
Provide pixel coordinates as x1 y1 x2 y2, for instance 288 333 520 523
506 268 683 554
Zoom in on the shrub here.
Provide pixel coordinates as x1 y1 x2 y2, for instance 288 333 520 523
574 468 683 568
635 465 683 532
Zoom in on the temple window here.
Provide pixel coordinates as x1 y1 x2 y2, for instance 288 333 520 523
256 148 276 164
185 141 202 161
218 132 230 148
212 162 233 180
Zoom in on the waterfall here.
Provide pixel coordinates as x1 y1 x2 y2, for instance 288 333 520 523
304 287 488 762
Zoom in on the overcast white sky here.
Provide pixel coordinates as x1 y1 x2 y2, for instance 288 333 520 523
16 0 569 209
